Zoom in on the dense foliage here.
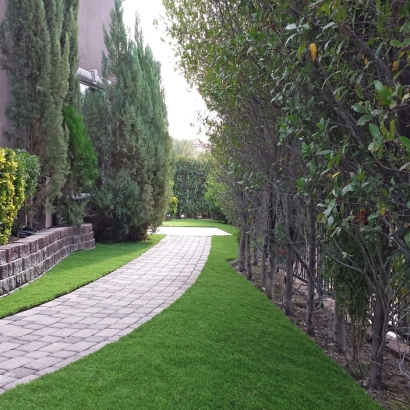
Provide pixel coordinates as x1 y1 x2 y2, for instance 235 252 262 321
0 148 39 244
164 0 410 388
0 0 87 227
59 105 98 227
173 156 210 218
83 0 172 241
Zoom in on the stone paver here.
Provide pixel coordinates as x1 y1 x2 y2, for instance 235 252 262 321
0 228 229 393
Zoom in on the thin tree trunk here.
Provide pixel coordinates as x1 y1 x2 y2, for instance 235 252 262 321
238 227 245 273
370 220 391 389
285 241 294 316
252 231 258 266
245 230 253 280
306 202 316 337
284 194 295 317
261 232 268 289
267 188 277 300
334 291 345 353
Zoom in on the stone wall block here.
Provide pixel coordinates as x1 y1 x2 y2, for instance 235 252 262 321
33 263 40 278
24 269 31 284
29 240 39 254
18 243 31 258
78 242 86 251
3 246 19 263
38 261 45 276
28 267 34 282
0 249 7 265
16 271 24 287
22 256 32 270
1 278 9 295
8 276 16 292
0 264 8 280
70 243 79 253
11 259 23 276
72 235 81 244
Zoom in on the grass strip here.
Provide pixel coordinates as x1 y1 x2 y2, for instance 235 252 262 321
0 235 379 409
0 235 164 319
162 218 237 234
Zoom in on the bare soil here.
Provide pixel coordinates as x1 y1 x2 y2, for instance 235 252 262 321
231 261 410 410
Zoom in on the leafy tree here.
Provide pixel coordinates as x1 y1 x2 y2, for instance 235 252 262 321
164 0 410 388
173 156 211 217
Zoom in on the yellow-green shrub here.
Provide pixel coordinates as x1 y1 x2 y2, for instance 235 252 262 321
0 148 25 245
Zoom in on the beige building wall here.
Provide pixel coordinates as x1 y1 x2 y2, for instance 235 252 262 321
0 0 114 148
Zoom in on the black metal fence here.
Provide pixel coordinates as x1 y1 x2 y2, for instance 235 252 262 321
276 247 333 298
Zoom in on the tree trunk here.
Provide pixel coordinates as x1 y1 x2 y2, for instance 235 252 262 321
306 202 316 337
333 291 345 353
245 230 253 280
285 242 294 317
238 224 246 272
370 296 387 389
261 232 268 289
369 220 391 389
252 231 258 266
267 188 277 300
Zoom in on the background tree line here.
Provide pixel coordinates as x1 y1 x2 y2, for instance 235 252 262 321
163 0 410 389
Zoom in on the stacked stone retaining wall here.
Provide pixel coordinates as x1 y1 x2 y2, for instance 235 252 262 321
0 224 95 296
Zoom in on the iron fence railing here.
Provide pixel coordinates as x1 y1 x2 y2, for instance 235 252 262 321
276 247 333 298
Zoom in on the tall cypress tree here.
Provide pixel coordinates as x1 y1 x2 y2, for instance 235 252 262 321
84 0 172 241
0 0 70 213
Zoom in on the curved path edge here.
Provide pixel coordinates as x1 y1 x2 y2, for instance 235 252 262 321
0 229 228 393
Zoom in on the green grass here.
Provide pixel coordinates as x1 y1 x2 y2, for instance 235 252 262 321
0 235 164 319
162 218 237 234
0 234 380 409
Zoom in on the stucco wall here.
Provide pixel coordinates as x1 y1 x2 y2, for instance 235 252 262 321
0 0 114 147
78 0 113 74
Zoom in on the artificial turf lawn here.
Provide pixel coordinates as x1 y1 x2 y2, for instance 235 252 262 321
0 235 164 319
0 234 380 409
162 218 237 234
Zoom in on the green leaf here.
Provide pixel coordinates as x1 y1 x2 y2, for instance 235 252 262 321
322 22 336 30
354 83 364 99
377 16 383 33
369 124 381 139
400 136 410 150
390 39 402 47
400 162 410 171
285 23 297 30
352 105 367 114
357 114 373 126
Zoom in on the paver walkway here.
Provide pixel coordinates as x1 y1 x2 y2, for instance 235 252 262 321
0 228 229 394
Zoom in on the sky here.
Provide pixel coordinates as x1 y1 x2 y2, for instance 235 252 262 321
122 0 207 143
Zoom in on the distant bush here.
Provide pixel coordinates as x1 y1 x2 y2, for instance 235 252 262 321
168 196 178 217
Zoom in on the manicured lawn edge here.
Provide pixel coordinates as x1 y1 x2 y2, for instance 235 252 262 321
0 235 165 319
0 234 380 409
162 218 237 234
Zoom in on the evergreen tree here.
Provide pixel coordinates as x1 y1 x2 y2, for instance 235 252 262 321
0 0 70 213
84 0 172 241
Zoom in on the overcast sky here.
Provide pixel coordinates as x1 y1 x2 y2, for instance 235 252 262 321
122 0 207 143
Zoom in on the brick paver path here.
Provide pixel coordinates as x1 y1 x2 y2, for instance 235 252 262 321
0 228 230 393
